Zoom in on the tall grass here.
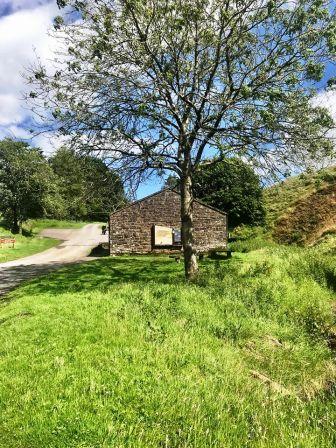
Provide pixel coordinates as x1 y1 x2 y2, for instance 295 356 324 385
0 250 335 447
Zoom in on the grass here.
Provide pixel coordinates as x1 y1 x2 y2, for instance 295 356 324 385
0 219 90 264
26 219 90 234
261 166 336 246
0 226 59 263
0 247 335 447
229 226 277 253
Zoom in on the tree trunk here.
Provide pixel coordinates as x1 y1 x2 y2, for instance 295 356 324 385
180 173 198 280
11 206 20 234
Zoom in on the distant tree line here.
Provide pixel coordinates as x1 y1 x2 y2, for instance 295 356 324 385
0 139 126 233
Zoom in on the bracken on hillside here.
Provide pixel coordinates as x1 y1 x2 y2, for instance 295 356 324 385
264 167 336 246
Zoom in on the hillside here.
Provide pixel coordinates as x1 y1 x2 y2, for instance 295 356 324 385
264 166 336 246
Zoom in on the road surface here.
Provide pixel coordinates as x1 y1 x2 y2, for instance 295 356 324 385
0 224 108 297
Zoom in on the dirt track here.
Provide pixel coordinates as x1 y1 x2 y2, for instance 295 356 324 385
0 224 108 297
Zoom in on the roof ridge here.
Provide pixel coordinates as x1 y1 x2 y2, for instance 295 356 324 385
109 187 227 217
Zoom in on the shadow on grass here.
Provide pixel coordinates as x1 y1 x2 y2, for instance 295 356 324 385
11 257 186 297
0 262 70 301
326 269 336 293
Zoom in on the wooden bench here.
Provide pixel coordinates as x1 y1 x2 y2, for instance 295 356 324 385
0 236 16 249
199 248 232 260
169 248 232 263
208 248 232 259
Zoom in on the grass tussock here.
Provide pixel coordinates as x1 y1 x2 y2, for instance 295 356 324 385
0 248 335 447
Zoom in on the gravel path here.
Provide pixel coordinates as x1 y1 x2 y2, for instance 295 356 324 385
0 224 108 297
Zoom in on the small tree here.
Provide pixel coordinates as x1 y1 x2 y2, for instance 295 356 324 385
27 0 335 278
0 139 60 233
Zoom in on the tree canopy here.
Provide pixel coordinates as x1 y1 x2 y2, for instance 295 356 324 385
27 0 336 277
0 140 126 232
193 159 265 229
0 139 60 233
165 159 265 228
50 147 126 221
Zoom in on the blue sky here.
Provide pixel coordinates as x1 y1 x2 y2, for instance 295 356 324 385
0 0 160 198
0 1 335 199
0 0 59 148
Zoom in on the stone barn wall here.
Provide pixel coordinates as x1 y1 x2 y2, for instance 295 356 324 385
109 189 227 254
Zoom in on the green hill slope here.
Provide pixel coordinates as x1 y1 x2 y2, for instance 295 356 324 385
264 166 336 246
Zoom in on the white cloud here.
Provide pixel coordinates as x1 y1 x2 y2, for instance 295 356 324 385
312 89 336 123
32 132 68 155
0 93 25 125
0 1 60 150
310 89 336 168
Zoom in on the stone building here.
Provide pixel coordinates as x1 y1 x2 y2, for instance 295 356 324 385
109 189 227 255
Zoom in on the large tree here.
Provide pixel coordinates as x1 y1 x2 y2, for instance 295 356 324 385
27 0 335 278
0 139 61 233
50 147 126 221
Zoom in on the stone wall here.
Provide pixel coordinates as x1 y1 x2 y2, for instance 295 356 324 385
109 189 227 254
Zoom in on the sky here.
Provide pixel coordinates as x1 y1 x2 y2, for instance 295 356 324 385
0 0 60 150
0 0 335 199
0 0 159 197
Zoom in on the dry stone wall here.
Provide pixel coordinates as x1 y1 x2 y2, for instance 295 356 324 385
109 189 227 254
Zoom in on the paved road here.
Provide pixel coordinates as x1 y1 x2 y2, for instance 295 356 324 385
0 224 108 297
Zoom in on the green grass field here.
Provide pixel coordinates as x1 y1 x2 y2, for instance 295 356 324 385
0 219 89 264
0 245 335 447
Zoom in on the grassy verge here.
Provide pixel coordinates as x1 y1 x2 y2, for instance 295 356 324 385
0 229 59 263
0 247 335 447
